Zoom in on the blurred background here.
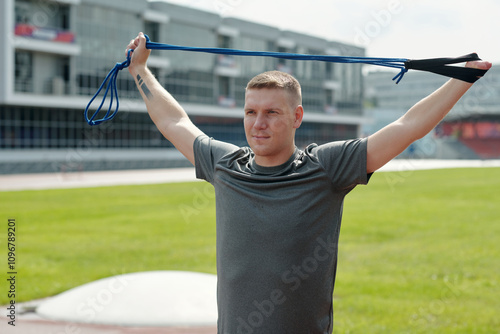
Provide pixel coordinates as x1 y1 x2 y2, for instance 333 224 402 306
1 0 499 174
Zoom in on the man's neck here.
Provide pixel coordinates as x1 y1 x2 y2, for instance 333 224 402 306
254 146 296 167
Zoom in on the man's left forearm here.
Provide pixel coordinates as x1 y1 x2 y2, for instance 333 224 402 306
400 78 472 142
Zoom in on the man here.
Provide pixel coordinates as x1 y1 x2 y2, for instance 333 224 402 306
126 32 491 333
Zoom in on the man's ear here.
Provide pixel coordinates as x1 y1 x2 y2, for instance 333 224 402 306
293 105 304 129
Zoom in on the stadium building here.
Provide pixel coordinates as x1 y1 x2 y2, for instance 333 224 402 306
0 0 368 174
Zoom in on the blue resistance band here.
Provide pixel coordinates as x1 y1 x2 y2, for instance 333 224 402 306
84 35 488 126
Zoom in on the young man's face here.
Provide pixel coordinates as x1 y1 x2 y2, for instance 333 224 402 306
244 88 303 167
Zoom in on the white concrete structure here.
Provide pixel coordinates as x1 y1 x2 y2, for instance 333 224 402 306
36 271 218 327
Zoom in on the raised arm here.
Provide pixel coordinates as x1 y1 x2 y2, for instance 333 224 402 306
126 32 204 165
366 60 492 173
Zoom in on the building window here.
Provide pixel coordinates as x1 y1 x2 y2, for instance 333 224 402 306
15 0 70 29
144 21 159 42
277 46 287 66
324 89 337 114
15 0 31 24
218 76 230 96
52 56 70 95
277 46 293 74
325 62 333 79
218 76 235 107
15 51 33 93
218 34 231 48
216 34 236 70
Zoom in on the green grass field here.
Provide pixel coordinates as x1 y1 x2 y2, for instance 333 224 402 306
1 167 499 333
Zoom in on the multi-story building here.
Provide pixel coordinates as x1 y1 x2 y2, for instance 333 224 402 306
0 0 367 174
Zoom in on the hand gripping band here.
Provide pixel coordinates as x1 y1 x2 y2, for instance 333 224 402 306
84 35 489 125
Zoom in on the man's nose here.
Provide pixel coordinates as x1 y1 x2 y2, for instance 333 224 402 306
253 113 267 129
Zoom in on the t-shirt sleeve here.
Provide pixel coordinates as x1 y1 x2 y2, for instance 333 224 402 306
313 137 371 191
193 135 240 184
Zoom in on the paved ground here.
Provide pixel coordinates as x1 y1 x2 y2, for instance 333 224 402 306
0 167 200 191
4 293 217 334
3 320 216 334
1 159 500 192
2 159 499 333
4 297 214 334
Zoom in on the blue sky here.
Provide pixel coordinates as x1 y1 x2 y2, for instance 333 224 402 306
159 0 499 64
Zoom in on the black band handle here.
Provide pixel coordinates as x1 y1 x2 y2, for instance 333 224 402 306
405 53 489 83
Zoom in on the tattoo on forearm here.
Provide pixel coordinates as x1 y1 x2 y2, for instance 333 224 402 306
137 74 153 100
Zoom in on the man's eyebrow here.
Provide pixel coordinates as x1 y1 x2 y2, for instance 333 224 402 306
243 106 283 112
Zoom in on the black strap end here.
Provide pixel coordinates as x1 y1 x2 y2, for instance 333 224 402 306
404 53 488 83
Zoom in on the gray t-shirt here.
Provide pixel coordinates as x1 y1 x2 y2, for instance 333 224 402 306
194 135 370 334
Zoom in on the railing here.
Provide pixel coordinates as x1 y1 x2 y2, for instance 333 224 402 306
217 55 237 68
218 96 236 108
14 23 75 43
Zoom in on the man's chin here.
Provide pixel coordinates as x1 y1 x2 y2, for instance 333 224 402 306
249 138 270 149
248 144 270 156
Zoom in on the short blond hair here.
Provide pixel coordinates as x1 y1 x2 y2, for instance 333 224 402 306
246 71 302 107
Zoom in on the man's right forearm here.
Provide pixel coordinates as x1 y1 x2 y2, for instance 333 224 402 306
130 65 204 165
131 66 188 134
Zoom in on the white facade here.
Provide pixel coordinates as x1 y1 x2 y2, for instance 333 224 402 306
0 0 369 173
